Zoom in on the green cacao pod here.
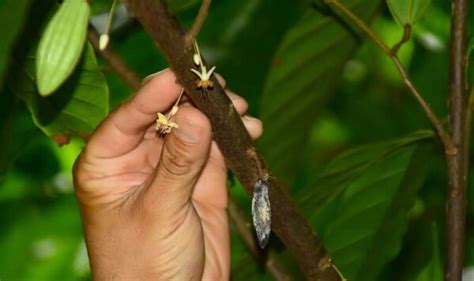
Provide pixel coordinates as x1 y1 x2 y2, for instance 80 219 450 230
36 0 90 96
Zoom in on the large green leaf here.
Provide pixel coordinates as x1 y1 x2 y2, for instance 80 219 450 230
0 0 32 88
297 131 433 281
258 0 381 186
8 44 109 139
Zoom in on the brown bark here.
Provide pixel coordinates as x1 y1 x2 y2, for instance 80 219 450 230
445 0 469 280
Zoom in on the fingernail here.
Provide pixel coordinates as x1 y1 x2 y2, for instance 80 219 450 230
174 120 201 144
141 69 168 85
244 115 262 124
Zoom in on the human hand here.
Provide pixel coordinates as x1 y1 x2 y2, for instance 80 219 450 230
73 69 263 280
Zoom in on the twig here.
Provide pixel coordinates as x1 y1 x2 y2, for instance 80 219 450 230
120 0 343 280
87 27 142 90
99 0 118 50
228 197 294 281
445 0 469 279
88 25 301 280
323 0 454 152
391 24 411 55
184 0 211 47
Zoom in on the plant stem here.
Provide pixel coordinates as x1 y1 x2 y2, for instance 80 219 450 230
323 0 454 151
103 0 118 37
88 27 142 90
446 0 469 280
120 0 343 279
391 24 411 55
185 0 212 47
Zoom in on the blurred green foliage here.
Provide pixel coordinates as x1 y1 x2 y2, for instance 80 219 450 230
1 0 474 280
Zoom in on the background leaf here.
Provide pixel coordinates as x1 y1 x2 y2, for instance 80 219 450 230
8 44 109 138
297 131 433 281
0 0 32 88
0 196 86 281
258 0 381 186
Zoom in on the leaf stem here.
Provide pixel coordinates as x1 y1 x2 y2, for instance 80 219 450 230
323 0 454 152
391 24 411 55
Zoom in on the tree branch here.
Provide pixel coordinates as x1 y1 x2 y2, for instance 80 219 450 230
88 27 142 90
323 0 454 152
120 0 343 280
445 0 469 280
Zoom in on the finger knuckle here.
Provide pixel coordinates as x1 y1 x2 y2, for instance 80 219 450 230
159 142 194 177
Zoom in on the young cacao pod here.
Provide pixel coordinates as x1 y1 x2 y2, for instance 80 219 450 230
36 0 90 96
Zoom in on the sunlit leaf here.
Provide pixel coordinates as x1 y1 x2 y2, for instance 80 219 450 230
297 131 434 281
0 0 32 88
258 0 381 186
387 0 431 25
9 44 109 139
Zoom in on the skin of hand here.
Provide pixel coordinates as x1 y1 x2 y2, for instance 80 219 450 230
73 69 263 281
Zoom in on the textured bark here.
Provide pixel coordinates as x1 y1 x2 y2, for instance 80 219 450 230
445 0 469 280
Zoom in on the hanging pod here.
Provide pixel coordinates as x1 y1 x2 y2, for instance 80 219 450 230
36 0 90 96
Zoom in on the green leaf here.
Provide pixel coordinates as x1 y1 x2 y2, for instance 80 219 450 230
36 0 90 96
258 1 381 186
414 223 442 281
387 0 431 25
8 44 109 139
297 131 433 281
0 0 32 89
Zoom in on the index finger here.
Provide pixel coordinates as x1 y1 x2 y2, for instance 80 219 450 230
85 69 182 158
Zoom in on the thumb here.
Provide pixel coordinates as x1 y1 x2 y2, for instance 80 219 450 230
144 106 212 214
